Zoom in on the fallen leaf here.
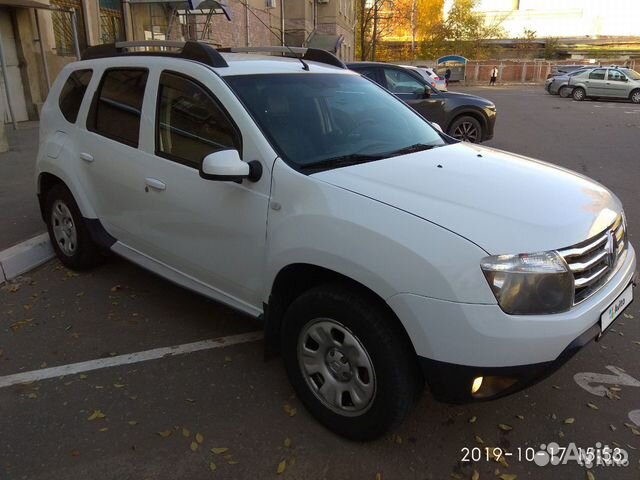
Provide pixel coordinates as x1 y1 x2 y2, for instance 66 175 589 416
515 415 524 420
190 441 199 452
224 355 232 362
277 460 287 474
110 285 122 292
469 416 477 423
499 475 517 480
609 387 622 392
196 432 204 444
79 374 88 379
559 431 565 438
70 450 80 457
631 428 640 436
564 418 575 424
610 424 616 431
87 410 106 421
182 428 190 437
475 435 484 444
498 423 513 431
288 408 297 417
113 383 125 389
157 430 172 438
375 474 382 480
587 403 599 410
128 421 138 426
393 434 402 444
99 427 108 432
8 284 20 293
552 385 561 390
209 462 217 472
284 438 292 448
472 469 480 480
586 471 595 480
450 474 463 479
211 447 228 455
27 393 38 399
228 460 239 465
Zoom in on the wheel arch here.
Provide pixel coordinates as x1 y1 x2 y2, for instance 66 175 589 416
37 169 97 220
264 263 419 363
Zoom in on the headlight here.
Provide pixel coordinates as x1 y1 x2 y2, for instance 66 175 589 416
480 251 574 315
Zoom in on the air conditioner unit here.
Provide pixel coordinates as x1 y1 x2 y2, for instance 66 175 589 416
266 0 276 8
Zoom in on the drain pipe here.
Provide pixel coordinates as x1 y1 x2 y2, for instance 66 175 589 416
0 29 17 130
280 0 285 46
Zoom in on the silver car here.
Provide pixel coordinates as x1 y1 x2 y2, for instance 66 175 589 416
401 65 448 91
569 67 640 103
546 68 593 96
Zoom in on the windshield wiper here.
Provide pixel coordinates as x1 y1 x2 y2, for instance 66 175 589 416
384 143 439 157
302 153 386 172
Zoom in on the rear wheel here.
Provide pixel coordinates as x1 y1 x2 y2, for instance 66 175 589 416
448 116 483 143
572 87 586 101
559 86 572 98
281 284 423 440
630 89 640 104
45 184 105 270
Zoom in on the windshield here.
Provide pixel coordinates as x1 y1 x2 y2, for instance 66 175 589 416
225 73 446 170
622 68 640 80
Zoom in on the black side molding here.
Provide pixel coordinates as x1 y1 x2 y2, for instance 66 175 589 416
84 218 117 249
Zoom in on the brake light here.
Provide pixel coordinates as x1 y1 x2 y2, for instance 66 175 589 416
434 76 440 80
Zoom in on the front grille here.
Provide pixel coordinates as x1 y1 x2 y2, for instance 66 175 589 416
558 215 627 304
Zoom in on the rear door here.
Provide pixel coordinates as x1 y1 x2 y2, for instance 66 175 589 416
585 68 607 96
381 67 446 125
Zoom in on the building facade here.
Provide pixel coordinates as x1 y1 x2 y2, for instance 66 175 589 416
0 0 355 124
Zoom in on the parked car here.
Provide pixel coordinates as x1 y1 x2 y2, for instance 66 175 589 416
545 64 591 80
37 42 636 441
401 65 448 91
348 61 496 143
545 67 593 95
569 66 640 103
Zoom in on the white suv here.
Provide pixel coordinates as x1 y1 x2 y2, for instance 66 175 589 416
36 42 636 440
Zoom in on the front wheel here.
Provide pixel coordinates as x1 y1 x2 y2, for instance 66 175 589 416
572 87 586 101
448 116 483 143
281 284 423 440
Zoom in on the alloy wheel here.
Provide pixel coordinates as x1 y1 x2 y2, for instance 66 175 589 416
452 121 480 142
51 200 77 256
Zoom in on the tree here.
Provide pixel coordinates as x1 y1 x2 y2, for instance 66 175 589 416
356 0 396 61
514 28 537 58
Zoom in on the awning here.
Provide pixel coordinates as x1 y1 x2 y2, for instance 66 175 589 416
127 0 231 20
306 32 344 53
0 0 56 9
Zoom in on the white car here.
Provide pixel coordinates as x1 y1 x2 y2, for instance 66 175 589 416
402 65 448 91
36 41 636 440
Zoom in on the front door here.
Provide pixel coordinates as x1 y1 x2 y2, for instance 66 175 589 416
131 64 271 311
381 67 446 125
605 69 631 98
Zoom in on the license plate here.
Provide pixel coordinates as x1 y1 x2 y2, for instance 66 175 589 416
600 283 633 333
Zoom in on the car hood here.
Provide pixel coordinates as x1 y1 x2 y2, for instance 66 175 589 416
311 143 622 254
437 91 494 107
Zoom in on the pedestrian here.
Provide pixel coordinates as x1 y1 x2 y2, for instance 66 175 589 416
489 65 498 85
445 68 451 88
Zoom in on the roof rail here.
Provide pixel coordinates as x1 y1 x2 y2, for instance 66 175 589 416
81 41 229 68
218 46 347 69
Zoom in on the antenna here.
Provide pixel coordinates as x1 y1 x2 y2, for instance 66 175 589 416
234 0 309 71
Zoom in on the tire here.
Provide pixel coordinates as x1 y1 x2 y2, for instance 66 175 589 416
630 89 640 104
559 86 572 98
281 283 423 440
45 184 105 270
572 87 586 101
448 115 483 143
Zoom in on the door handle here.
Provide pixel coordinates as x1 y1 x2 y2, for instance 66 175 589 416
144 178 166 191
80 152 94 162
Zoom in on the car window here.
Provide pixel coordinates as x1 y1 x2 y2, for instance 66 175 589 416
156 72 240 168
226 73 445 170
588 69 606 80
353 67 379 83
383 69 424 96
607 70 627 82
59 69 92 123
88 68 148 147
622 69 640 81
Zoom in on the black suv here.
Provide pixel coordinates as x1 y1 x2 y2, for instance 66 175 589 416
347 62 497 143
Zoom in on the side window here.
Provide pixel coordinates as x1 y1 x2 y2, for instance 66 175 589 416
383 69 424 97
608 70 627 82
156 72 240 168
356 68 380 84
88 68 148 147
58 69 92 123
588 69 606 80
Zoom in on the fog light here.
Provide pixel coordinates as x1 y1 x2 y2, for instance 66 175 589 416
471 376 484 394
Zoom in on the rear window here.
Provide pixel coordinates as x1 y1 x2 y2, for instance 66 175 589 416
59 69 92 123
88 68 148 147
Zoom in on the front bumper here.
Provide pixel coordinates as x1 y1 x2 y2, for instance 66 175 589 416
387 244 637 402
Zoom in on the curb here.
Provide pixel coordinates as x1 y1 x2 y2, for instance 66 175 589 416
0 233 54 285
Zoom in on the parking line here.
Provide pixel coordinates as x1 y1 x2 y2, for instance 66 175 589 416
0 331 263 388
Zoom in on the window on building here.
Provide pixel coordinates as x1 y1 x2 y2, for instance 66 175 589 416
88 68 148 147
59 69 92 123
99 0 124 43
51 0 87 56
588 69 606 80
156 72 241 168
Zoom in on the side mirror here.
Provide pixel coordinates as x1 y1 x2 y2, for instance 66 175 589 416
432 122 443 133
200 149 262 183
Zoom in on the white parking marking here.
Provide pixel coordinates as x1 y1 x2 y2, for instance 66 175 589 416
573 365 640 396
0 331 263 388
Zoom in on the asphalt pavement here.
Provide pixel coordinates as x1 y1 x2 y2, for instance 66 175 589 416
1 86 640 479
